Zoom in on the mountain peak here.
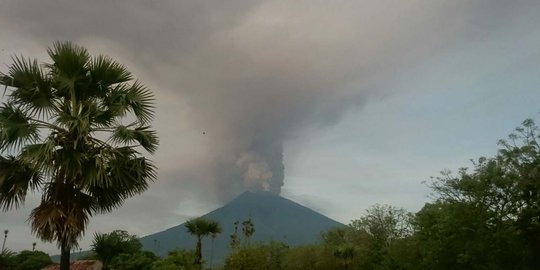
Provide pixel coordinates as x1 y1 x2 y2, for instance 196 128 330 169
140 191 343 266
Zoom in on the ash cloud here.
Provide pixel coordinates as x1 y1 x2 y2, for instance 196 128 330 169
1 0 536 202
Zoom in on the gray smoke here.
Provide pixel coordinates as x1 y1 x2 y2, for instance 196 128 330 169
0 0 532 201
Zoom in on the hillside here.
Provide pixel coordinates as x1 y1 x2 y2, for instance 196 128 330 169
139 191 343 266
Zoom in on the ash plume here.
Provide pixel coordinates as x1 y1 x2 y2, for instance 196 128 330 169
0 0 528 202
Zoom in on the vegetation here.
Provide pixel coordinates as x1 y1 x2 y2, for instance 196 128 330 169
0 42 158 270
152 249 198 270
240 218 255 245
229 218 256 251
185 218 222 267
0 249 53 270
91 230 143 269
223 242 288 270
109 251 158 270
0 249 16 269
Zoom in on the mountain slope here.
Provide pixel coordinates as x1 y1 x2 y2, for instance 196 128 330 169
139 191 343 266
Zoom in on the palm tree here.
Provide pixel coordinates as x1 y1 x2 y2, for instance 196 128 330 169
241 218 255 245
185 218 221 267
2 230 7 251
0 42 158 270
209 232 218 270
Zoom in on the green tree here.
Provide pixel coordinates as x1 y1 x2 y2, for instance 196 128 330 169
241 218 255 245
0 42 158 270
223 242 288 270
109 251 158 270
185 217 221 267
283 245 323 270
350 204 413 246
413 119 540 269
318 205 414 270
497 118 540 267
91 230 142 269
0 249 16 269
13 250 53 270
229 221 240 251
320 226 365 270
152 249 198 270
350 204 413 269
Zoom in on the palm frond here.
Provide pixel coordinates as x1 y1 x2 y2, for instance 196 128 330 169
91 107 118 128
0 74 14 96
100 84 130 120
19 138 57 176
100 82 155 125
127 82 155 124
78 146 111 189
47 41 90 81
0 155 43 210
89 55 133 92
185 218 221 237
2 56 56 118
86 148 156 212
46 41 91 104
0 103 40 151
110 125 158 154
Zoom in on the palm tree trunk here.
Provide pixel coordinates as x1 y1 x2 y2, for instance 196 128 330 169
60 244 70 270
195 236 202 266
210 237 215 270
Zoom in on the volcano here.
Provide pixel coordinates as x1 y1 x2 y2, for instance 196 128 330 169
139 191 343 265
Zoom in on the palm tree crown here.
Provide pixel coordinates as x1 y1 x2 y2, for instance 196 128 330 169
185 217 221 266
0 42 158 269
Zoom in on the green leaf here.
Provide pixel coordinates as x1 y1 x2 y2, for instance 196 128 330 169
0 155 42 210
0 103 40 151
110 125 158 153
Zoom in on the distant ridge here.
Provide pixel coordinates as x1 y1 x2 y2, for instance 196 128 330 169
139 191 343 266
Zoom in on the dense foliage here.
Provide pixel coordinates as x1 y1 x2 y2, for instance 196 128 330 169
152 249 199 270
0 250 53 270
223 242 288 270
91 230 143 269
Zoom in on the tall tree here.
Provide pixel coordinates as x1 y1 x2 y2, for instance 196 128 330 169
229 221 240 251
0 42 158 270
185 217 221 267
413 119 540 269
91 230 142 269
13 250 53 270
241 218 255 245
2 230 7 251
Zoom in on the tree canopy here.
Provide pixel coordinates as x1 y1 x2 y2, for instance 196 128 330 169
91 230 143 269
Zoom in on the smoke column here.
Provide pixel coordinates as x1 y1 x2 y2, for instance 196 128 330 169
0 0 496 201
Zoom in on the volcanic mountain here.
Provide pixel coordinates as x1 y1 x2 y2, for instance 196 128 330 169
139 191 343 265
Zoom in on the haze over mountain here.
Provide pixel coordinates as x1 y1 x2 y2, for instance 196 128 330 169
139 191 343 265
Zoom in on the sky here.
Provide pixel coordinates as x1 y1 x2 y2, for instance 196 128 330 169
1 0 540 255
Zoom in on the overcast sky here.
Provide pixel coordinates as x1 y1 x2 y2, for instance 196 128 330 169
1 0 540 254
